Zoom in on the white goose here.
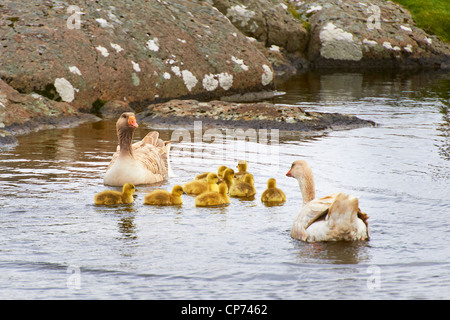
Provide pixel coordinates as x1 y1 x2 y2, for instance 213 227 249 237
286 160 369 242
103 112 172 186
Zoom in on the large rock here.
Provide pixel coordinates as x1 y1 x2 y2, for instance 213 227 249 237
292 0 450 69
211 0 309 53
0 0 275 111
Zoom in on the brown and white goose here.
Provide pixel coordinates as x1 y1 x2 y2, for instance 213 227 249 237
286 160 369 242
103 112 172 186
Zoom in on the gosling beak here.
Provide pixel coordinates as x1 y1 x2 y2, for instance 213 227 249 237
286 169 292 177
182 191 187 195
128 116 139 128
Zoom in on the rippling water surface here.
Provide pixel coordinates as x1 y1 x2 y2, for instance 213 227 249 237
0 71 449 299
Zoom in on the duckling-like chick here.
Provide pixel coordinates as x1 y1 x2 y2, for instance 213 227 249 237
195 182 230 207
144 185 184 206
183 173 219 195
229 173 256 197
195 165 229 180
261 178 286 203
234 160 248 182
94 183 135 205
222 168 235 191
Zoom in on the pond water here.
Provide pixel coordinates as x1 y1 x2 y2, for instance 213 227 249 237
0 70 449 300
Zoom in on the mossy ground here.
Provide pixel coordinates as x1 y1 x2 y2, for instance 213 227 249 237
391 0 450 42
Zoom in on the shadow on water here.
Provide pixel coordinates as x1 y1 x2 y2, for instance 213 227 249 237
291 240 372 265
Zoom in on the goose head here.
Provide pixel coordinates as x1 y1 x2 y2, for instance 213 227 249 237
286 160 316 205
116 112 138 155
117 112 138 130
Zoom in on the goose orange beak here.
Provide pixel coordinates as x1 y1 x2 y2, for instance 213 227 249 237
286 169 292 177
128 116 138 128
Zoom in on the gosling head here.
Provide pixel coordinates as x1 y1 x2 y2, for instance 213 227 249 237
172 185 185 196
267 178 277 189
217 165 228 177
206 173 219 184
237 160 247 173
223 168 235 180
243 173 254 185
122 183 136 195
218 182 228 195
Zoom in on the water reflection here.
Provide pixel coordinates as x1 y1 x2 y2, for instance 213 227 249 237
437 104 450 161
93 205 137 240
292 240 371 265
273 70 450 104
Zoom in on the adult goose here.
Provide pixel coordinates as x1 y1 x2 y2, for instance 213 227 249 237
104 112 171 186
286 160 369 242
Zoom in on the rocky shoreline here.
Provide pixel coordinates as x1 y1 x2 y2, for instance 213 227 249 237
0 0 449 145
137 99 375 131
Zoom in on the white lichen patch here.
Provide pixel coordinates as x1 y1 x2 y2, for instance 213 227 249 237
425 37 432 45
177 38 186 44
404 44 413 53
54 78 75 102
69 66 82 76
319 22 362 61
181 70 198 92
306 5 322 13
227 5 256 27
95 18 113 28
320 22 354 43
270 45 281 52
261 65 273 86
171 66 181 77
131 61 141 72
96 45 109 57
362 39 377 46
383 42 393 50
146 38 160 52
202 74 219 91
218 73 233 91
400 25 412 32
110 43 123 53
231 56 249 71
163 72 171 80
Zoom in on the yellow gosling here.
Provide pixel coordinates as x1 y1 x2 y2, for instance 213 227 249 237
234 160 248 182
195 182 230 207
144 185 184 206
229 173 256 198
94 183 135 205
183 172 219 195
195 165 229 180
222 168 235 191
261 178 286 203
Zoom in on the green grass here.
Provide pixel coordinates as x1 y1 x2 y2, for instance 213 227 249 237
392 0 450 42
